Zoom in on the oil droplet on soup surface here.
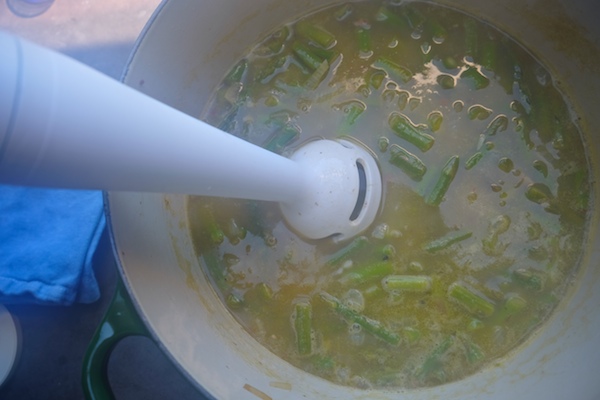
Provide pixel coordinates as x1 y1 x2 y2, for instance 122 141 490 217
188 0 592 390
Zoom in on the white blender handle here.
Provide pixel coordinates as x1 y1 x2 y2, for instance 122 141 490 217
0 32 303 202
0 32 383 241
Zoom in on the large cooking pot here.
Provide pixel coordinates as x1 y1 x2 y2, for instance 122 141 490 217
86 0 600 399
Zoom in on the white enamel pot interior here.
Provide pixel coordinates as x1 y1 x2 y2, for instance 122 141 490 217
107 0 600 399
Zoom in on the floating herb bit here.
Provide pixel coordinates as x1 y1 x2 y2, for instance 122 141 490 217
389 112 435 152
425 155 460 206
389 144 428 181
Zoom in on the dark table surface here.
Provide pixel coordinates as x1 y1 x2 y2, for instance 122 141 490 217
0 1 207 398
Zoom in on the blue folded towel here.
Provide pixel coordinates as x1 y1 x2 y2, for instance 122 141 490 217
0 185 105 305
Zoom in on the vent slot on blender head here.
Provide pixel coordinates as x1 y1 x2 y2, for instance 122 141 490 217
350 160 367 222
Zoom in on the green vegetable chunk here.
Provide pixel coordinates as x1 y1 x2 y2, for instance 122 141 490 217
336 100 366 133
382 275 432 292
357 26 372 55
263 124 301 153
388 144 428 181
416 335 454 380
372 57 413 83
512 268 544 291
427 111 444 132
465 152 484 170
292 41 324 71
296 21 337 49
437 74 456 89
448 282 496 318
294 301 313 356
425 155 460 206
484 114 509 136
461 66 490 90
304 59 330 90
320 292 400 345
339 260 394 286
388 112 435 152
423 230 472 252
224 59 248 84
461 335 485 363
324 235 369 267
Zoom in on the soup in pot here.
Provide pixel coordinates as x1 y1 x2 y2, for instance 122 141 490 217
187 0 592 389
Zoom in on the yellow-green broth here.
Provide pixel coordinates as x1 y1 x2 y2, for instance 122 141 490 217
187 0 592 389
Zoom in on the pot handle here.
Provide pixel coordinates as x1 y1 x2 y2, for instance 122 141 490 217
82 278 151 400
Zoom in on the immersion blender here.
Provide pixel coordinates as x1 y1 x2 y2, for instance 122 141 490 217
0 33 382 241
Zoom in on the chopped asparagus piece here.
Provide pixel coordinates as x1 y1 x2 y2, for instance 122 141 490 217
388 112 435 152
448 282 495 318
425 155 460 206
320 292 400 345
382 275 432 292
294 301 313 356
